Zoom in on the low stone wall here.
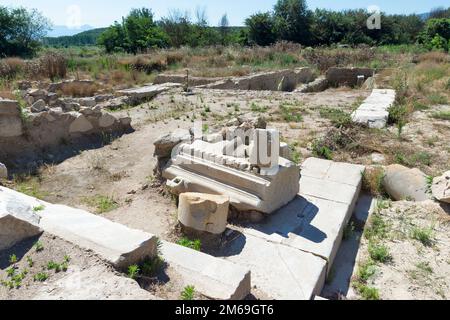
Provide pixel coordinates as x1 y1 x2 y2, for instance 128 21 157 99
295 76 329 93
153 74 220 87
154 68 314 92
204 68 314 92
0 98 131 169
326 67 374 87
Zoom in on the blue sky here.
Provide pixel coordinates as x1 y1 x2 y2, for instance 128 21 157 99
0 0 448 27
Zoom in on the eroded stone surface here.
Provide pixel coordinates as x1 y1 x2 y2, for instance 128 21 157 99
432 171 450 204
221 158 364 299
0 186 157 269
0 187 43 251
160 241 251 300
351 89 396 128
383 164 429 201
178 193 230 234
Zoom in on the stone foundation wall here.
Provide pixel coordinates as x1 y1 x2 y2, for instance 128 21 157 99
153 74 220 87
0 98 131 168
205 68 314 92
326 67 374 87
154 68 314 92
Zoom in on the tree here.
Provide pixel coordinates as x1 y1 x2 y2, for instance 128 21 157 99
418 18 450 51
428 7 450 19
0 6 51 57
273 0 313 45
98 23 125 53
98 8 167 54
160 9 193 48
218 13 230 45
245 12 277 46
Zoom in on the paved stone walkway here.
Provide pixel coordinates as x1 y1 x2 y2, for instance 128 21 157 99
220 158 365 300
351 89 396 128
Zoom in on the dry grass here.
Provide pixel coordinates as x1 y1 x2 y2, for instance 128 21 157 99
57 82 99 97
417 52 450 64
37 52 67 80
0 57 26 79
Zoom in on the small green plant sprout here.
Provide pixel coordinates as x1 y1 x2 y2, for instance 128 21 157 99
9 254 18 264
6 267 16 278
63 255 71 263
34 241 44 252
11 270 28 288
141 256 164 277
181 285 195 300
425 176 434 195
410 226 434 247
33 205 45 212
1 280 15 290
177 237 202 251
47 261 62 273
34 272 49 282
368 243 392 263
358 285 380 300
27 256 34 267
127 264 140 280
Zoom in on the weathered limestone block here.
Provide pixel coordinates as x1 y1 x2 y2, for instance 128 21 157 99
249 129 280 170
0 188 43 251
178 193 230 234
78 97 96 107
98 113 117 128
0 115 23 137
119 116 132 127
154 130 191 158
280 142 293 160
351 89 396 128
69 113 94 133
432 171 450 204
0 99 20 116
326 67 374 87
383 164 429 201
117 83 180 105
295 77 329 93
31 99 47 113
1 186 158 269
160 240 251 300
0 162 7 179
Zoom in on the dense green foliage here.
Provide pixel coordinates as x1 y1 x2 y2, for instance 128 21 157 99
245 0 429 47
0 6 50 57
98 8 168 53
43 28 107 47
417 18 450 51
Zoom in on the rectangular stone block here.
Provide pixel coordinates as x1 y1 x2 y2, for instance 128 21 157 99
160 241 251 300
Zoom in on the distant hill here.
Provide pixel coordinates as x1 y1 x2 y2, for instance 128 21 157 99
47 25 96 37
418 12 431 21
43 28 107 47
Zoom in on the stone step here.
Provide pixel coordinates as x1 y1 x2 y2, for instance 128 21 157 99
0 187 158 269
222 158 365 300
351 89 396 128
160 241 251 300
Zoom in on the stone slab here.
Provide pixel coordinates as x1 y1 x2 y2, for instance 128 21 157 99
0 187 157 269
221 158 364 299
224 233 327 300
351 89 396 128
160 241 251 300
0 187 43 251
